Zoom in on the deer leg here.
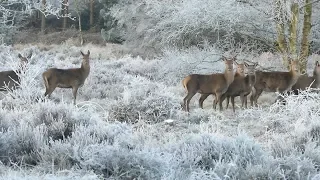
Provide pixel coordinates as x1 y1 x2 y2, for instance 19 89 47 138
44 85 57 98
252 89 263 107
244 95 248 108
275 90 286 105
231 96 235 112
183 91 196 112
72 86 79 105
250 94 254 107
214 92 222 111
225 96 230 109
219 93 227 111
199 94 210 109
240 93 245 109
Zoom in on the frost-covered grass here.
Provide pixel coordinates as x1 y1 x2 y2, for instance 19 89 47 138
0 44 320 179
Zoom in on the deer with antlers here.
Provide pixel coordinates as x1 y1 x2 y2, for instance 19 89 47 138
182 56 236 112
42 50 90 105
250 58 300 107
0 53 32 91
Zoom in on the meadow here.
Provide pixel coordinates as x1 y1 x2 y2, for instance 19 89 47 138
0 43 320 179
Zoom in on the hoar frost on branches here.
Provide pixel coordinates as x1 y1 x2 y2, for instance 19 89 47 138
0 0 74 44
104 0 320 67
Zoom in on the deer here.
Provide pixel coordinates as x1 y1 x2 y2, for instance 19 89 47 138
250 59 300 107
221 62 258 112
198 61 246 110
0 53 32 91
182 56 236 112
290 61 320 94
42 50 90 105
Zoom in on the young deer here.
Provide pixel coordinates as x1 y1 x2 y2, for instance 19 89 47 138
0 53 32 91
250 59 300 107
221 62 258 112
198 61 245 110
291 61 320 94
42 50 90 105
182 56 235 112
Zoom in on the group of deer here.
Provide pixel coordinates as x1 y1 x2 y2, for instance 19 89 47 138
0 50 91 105
182 56 320 112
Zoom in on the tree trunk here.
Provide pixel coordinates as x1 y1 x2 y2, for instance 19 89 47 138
41 0 46 34
299 0 312 73
79 14 83 45
62 0 68 30
288 3 299 60
74 0 84 45
275 0 288 67
90 0 94 29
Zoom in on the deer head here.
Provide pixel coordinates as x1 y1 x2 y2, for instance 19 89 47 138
288 59 300 73
244 62 258 75
222 56 235 72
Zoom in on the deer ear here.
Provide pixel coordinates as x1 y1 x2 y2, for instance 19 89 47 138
27 52 32 59
234 61 239 65
87 50 90 55
316 61 319 66
222 56 227 61
80 51 84 56
18 53 22 59
254 62 259 67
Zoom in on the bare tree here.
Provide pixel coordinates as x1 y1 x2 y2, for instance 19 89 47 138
274 0 313 72
62 0 68 30
41 0 46 33
90 0 94 29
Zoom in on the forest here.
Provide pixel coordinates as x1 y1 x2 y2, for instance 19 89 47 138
0 0 320 179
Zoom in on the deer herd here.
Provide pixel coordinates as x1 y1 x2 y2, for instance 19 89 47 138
0 50 91 105
182 56 320 112
0 51 319 112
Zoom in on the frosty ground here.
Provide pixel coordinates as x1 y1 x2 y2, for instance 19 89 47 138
0 43 320 179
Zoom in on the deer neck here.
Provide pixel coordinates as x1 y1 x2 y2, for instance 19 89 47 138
81 60 90 78
246 74 256 87
224 69 234 86
312 70 320 86
234 72 245 78
289 70 300 83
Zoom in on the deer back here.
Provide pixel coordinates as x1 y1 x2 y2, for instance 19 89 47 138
0 70 19 91
292 61 320 90
0 53 32 91
182 56 235 94
43 50 90 88
255 60 300 92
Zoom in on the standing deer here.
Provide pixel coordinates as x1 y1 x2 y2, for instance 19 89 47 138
198 61 245 110
250 59 300 107
42 50 90 105
291 61 320 94
221 62 258 112
0 53 32 91
182 56 236 112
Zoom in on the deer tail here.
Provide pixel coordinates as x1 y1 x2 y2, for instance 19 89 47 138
42 72 49 89
182 76 191 92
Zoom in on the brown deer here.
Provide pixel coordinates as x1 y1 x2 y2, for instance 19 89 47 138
182 56 236 112
221 62 258 112
42 50 90 105
0 53 32 91
198 61 245 110
250 59 300 107
291 61 320 94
